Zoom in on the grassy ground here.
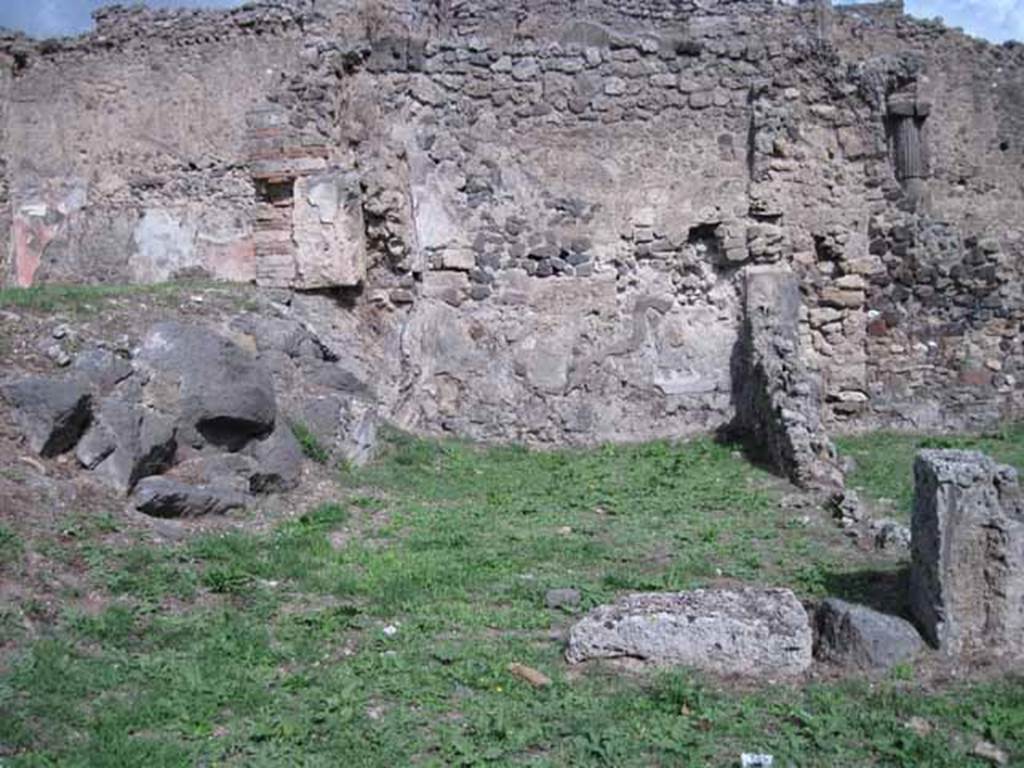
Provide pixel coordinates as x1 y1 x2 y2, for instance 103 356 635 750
0 281 258 314
837 425 1024 521
1 432 1022 766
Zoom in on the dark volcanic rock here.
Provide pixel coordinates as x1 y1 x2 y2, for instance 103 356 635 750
1 376 93 457
133 476 247 518
76 397 177 492
246 424 305 493
815 598 923 672
136 322 276 451
71 347 134 395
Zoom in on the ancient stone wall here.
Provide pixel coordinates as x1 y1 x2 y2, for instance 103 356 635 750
1 0 1021 446
828 4 1024 431
0 3 313 287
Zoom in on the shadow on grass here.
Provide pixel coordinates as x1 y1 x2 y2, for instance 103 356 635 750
822 566 912 620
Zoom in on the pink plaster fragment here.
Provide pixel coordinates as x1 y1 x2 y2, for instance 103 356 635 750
202 236 257 283
12 215 57 288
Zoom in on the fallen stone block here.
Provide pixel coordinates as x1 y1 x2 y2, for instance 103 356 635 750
1 376 93 457
76 397 177 492
565 588 812 677
910 449 1024 658
71 347 134 395
815 598 923 672
136 322 276 451
165 452 260 494
246 424 304 493
133 477 247 519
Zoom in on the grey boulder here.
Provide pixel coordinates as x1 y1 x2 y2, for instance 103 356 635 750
167 429 304 495
815 598 924 672
566 588 813 677
76 397 177 492
297 395 378 467
133 476 247 518
136 322 276 450
246 425 304 493
1 376 93 456
71 347 134 395
162 452 259 494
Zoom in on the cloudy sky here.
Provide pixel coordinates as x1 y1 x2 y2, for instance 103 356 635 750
0 0 1021 43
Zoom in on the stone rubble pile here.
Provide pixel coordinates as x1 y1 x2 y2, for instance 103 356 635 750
1 317 377 518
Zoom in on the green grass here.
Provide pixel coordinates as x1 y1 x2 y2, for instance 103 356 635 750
837 425 1024 520
290 420 331 465
0 280 235 313
1 433 1021 766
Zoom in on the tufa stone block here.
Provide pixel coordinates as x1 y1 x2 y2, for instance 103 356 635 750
910 450 1024 659
566 588 812 677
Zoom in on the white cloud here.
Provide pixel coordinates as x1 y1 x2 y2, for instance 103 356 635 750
0 0 247 38
907 0 1024 42
3 0 1021 43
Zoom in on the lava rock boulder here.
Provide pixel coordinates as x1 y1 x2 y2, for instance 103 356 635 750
0 376 93 457
136 322 277 450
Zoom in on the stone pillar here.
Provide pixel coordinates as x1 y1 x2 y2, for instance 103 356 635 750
733 266 843 490
910 450 1024 658
893 117 923 180
887 98 931 182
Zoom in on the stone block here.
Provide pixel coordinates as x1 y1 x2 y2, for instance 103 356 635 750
910 450 1024 658
136 322 277 451
566 588 812 677
134 476 247 519
76 397 177 493
815 598 923 672
291 170 367 289
1 377 93 457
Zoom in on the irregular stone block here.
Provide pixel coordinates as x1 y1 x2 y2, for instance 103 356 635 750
291 170 366 289
246 424 304 493
566 588 812 677
136 322 276 451
1 377 92 457
815 598 923 672
71 347 134 395
732 266 842 490
166 452 258 494
910 450 1024 658
133 477 247 519
76 397 177 493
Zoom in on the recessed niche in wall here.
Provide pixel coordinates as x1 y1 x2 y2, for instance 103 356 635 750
886 97 930 182
256 178 295 205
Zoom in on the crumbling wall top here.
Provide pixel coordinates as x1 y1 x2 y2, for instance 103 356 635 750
0 0 315 64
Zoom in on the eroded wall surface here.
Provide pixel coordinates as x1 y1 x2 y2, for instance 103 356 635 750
1 0 1022 444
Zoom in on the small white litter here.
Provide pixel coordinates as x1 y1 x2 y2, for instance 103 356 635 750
741 754 773 767
382 624 399 637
